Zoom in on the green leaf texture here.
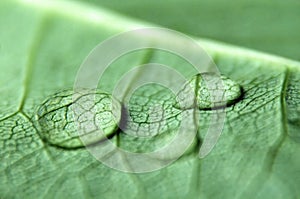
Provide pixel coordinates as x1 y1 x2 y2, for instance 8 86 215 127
0 1 299 198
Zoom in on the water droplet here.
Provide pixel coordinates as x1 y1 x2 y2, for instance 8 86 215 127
175 73 242 110
35 89 121 149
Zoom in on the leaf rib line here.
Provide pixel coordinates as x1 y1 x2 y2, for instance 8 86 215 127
268 68 290 170
120 48 155 101
0 112 18 122
239 69 290 197
18 15 48 112
114 49 154 196
20 111 59 167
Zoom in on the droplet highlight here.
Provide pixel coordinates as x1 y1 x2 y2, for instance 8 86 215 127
35 89 121 149
175 73 242 110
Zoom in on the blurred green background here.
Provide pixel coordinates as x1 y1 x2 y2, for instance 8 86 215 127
77 0 300 61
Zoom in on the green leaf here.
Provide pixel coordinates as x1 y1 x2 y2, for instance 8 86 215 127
1 1 299 199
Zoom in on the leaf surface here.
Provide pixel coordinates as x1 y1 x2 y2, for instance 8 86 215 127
0 1 299 199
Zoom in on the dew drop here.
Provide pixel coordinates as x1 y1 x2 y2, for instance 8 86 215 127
35 89 121 149
175 72 242 110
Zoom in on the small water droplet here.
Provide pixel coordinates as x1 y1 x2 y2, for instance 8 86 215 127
35 89 121 149
175 73 242 110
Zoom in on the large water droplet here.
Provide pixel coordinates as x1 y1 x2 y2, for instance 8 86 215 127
35 89 121 149
175 73 242 110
